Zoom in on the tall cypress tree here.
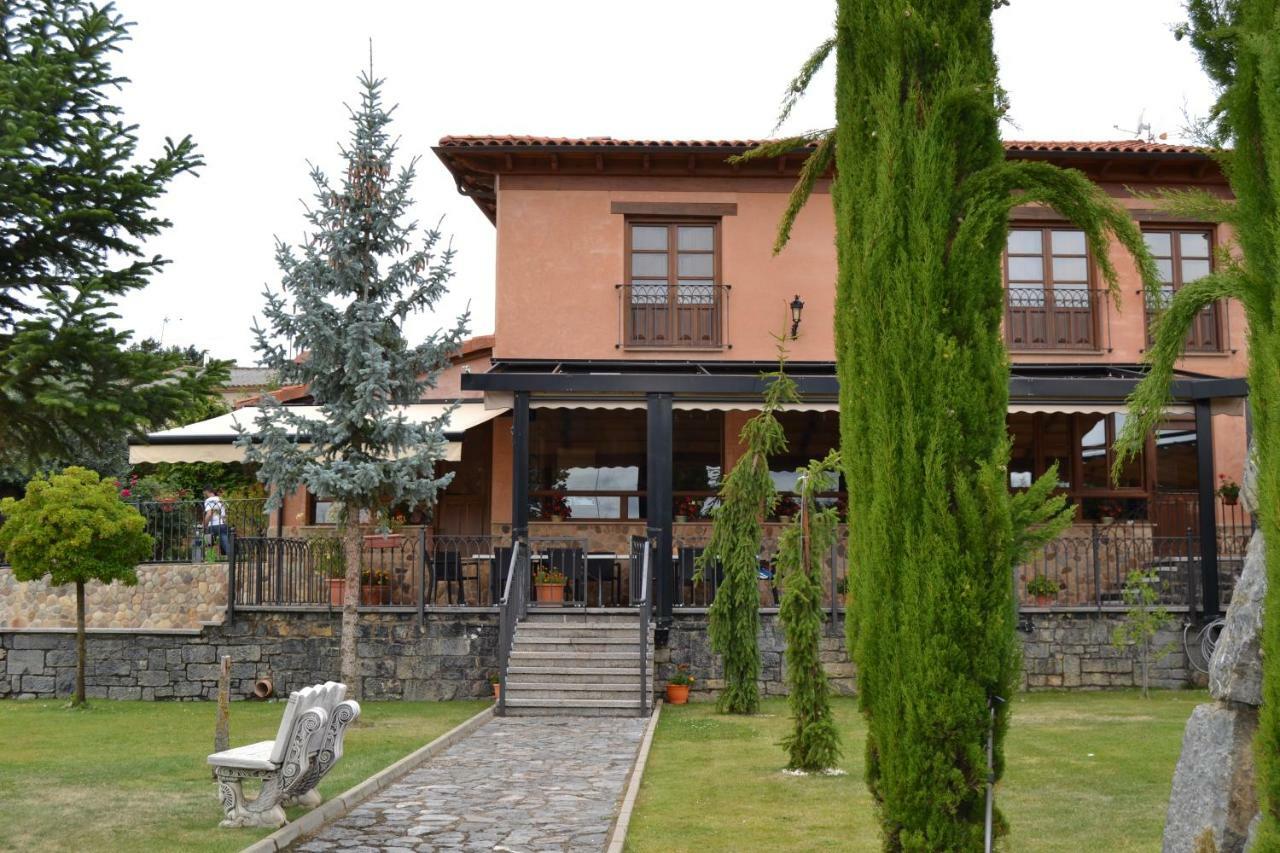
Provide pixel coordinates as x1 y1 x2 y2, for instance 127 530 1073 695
1116 1 1280 843
775 450 842 772
244 69 467 698
741 2 1158 845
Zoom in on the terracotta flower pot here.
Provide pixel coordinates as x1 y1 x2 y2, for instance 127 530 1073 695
535 583 565 605
492 683 501 701
1033 594 1055 607
361 584 389 605
1224 494 1239 506
328 578 345 607
666 683 690 705
364 533 403 549
549 514 562 523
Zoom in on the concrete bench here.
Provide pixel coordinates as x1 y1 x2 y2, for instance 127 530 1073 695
208 681 360 828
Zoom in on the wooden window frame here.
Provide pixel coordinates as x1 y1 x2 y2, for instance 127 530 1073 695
1142 226 1222 353
1003 224 1100 351
1009 413 1154 510
623 217 724 349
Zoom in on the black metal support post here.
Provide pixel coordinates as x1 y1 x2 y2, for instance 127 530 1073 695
1195 399 1221 617
511 391 530 544
646 392 673 628
226 533 236 621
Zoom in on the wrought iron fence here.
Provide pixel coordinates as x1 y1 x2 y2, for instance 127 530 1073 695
130 499 269 563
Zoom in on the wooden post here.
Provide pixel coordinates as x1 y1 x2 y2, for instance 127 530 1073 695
215 655 231 753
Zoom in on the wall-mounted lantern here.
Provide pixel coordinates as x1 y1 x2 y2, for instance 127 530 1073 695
789 294 805 339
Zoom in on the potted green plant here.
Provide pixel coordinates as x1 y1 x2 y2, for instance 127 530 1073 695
1218 474 1241 506
674 495 700 523
666 664 695 705
313 539 346 606
1026 574 1060 607
534 567 567 604
360 568 392 605
489 673 501 701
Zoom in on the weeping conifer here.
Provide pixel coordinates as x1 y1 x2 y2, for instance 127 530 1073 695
739 1 1158 845
700 343 797 714
775 450 843 771
1115 2 1280 843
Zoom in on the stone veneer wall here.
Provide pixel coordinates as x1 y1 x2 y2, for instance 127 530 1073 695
2 609 1189 702
0 564 227 630
0 611 498 701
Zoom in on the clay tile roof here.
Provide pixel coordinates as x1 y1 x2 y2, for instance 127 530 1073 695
437 135 1207 154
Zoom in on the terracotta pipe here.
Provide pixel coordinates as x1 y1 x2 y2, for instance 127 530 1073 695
253 677 274 699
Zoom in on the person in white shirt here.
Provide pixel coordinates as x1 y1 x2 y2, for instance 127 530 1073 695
203 487 229 557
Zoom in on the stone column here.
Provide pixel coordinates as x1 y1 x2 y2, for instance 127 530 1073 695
1163 452 1263 852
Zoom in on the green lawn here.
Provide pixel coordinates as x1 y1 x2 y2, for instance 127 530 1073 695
626 691 1201 852
0 698 487 853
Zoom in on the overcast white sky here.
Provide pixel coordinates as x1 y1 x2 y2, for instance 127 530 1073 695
107 0 1214 363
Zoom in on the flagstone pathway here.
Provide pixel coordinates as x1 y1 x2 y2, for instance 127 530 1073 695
295 715 648 853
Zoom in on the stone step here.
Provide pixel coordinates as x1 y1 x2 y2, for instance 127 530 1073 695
504 704 648 717
518 621 641 633
511 645 641 658
515 633 640 644
504 697 643 711
507 665 646 682
522 611 640 625
506 687 646 701
504 681 641 693
508 653 641 667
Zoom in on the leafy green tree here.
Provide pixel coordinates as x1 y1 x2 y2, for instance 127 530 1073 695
243 70 467 698
739 2 1158 844
0 467 151 706
699 341 796 714
775 451 842 771
1110 570 1173 699
0 1 220 470
1115 1 1280 841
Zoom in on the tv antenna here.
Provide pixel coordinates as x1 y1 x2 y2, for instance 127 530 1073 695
1114 110 1167 143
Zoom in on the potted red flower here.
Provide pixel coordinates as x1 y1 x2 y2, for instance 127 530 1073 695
534 567 567 604
674 496 700 523
1218 474 1241 506
541 494 570 523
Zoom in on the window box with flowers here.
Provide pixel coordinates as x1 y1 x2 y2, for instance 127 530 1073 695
666 664 695 704
534 567 567 604
1218 475 1241 506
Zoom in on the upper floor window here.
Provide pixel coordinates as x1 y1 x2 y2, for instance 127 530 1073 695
1143 229 1220 352
1004 227 1098 350
623 220 723 348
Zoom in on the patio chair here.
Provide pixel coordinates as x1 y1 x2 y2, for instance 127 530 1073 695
586 551 622 606
429 550 469 605
678 546 723 607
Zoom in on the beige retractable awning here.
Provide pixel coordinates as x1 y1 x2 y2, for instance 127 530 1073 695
529 400 840 412
128 402 506 465
1007 402 1194 416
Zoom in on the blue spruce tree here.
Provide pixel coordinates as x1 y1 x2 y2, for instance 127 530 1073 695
243 69 468 696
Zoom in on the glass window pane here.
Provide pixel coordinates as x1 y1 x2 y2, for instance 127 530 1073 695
1008 285 1046 307
1155 258 1174 283
1079 414 1108 489
1112 414 1143 488
677 226 714 251
630 280 667 304
531 409 646 494
677 253 713 277
1051 256 1088 282
1052 284 1090 308
1144 232 1172 257
1040 415 1072 489
1179 232 1210 258
769 412 841 489
1181 259 1211 283
631 253 667 278
1008 414 1034 489
1007 256 1044 281
1051 230 1086 254
677 281 714 304
1155 421 1198 491
632 226 668 250
1007 230 1043 254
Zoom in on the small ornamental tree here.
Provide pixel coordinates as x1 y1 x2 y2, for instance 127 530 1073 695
699 341 797 714
1110 570 1173 699
242 70 467 698
0 467 151 706
736 1 1157 843
775 450 843 771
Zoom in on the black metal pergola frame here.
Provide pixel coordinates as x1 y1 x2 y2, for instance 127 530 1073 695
463 360 1248 622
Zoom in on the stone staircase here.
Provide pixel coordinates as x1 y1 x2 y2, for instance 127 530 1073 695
503 611 654 717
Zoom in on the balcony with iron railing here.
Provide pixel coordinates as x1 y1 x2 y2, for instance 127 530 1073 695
1005 286 1112 352
616 282 730 349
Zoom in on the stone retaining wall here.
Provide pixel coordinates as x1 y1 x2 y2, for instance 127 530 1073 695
0 609 1190 702
0 563 226 631
0 611 498 701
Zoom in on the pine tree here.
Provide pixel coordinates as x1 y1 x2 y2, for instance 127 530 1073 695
775 450 842 771
699 340 797 714
0 1 220 470
739 2 1157 845
1115 2 1280 842
243 69 468 699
